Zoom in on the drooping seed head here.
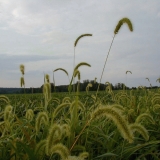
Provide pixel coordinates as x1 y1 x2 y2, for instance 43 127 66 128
136 113 154 124
129 123 149 141
146 77 150 82
35 112 49 134
46 124 63 155
114 17 133 34
126 71 132 74
74 34 92 47
49 143 70 159
78 152 89 159
0 95 10 104
25 109 34 121
54 68 69 76
90 105 133 143
74 62 91 71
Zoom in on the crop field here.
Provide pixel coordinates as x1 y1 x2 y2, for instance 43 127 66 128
0 87 160 160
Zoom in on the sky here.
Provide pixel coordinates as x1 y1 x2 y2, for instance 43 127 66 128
0 0 159 88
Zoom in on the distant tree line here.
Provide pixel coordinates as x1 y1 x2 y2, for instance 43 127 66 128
0 79 159 94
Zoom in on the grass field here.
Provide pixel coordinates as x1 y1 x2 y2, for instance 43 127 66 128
0 88 160 160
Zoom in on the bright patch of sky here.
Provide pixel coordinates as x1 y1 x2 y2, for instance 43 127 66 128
0 0 159 88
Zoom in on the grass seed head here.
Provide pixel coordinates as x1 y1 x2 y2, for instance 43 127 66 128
25 109 34 121
20 64 25 75
90 106 133 143
49 143 70 159
130 123 149 141
114 17 133 34
4 105 13 122
20 77 25 87
35 112 49 134
74 62 91 71
74 34 92 47
46 124 62 155
54 68 69 76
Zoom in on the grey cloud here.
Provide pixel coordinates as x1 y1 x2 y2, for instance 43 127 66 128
0 0 159 87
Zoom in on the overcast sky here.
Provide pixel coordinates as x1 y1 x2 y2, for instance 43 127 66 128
0 0 159 88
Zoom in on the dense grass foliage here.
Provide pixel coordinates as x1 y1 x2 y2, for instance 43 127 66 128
0 88 160 160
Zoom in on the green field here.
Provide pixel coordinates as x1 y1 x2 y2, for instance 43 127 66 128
0 88 160 160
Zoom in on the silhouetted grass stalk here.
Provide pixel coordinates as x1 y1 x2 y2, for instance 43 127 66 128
53 68 70 93
126 71 132 92
53 71 56 92
68 62 91 93
96 18 133 100
73 34 92 93
95 34 115 98
20 64 25 94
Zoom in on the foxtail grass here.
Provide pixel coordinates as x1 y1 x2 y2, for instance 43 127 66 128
126 71 132 74
52 102 71 123
135 113 154 124
129 123 149 141
126 70 132 92
54 68 70 92
19 64 25 93
54 68 69 76
4 105 12 122
90 106 133 143
49 143 70 159
114 17 133 34
74 34 92 47
68 62 91 93
78 152 89 159
0 95 10 104
73 34 92 92
146 77 152 88
35 112 49 134
86 83 92 95
25 109 34 121
62 97 71 103
20 77 25 87
96 17 133 100
70 104 133 152
43 74 51 110
20 64 25 75
74 69 81 92
46 124 62 155
61 124 71 137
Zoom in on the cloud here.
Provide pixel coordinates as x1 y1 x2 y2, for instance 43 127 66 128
0 0 159 88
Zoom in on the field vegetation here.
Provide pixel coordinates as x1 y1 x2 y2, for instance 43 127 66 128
0 17 160 160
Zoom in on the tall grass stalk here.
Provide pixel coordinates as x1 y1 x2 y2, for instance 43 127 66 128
96 17 133 100
126 71 132 91
68 62 91 93
73 34 92 92
53 71 56 92
53 68 70 93
20 64 25 94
